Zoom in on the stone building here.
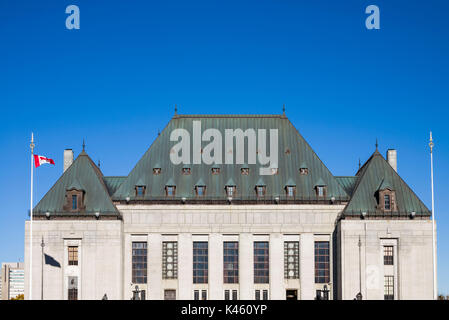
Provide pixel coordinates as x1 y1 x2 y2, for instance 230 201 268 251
24 114 434 300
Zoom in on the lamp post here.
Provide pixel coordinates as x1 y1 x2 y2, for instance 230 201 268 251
356 236 363 300
132 285 140 300
40 237 45 300
323 285 329 300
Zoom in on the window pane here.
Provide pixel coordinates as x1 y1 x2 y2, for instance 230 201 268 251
384 246 394 265
384 194 391 210
68 246 78 266
72 195 77 210
193 242 208 284
384 276 394 300
132 242 147 284
223 242 239 284
314 241 330 283
254 242 269 283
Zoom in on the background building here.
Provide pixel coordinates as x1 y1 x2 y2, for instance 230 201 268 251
24 114 434 300
1 262 24 300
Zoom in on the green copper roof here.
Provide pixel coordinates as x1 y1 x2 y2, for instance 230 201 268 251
343 150 430 216
335 176 358 196
33 151 119 215
285 178 296 186
112 114 350 201
103 176 126 195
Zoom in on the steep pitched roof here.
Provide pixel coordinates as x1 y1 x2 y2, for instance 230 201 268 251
343 150 430 217
112 114 349 201
103 176 126 196
33 151 119 216
335 176 358 196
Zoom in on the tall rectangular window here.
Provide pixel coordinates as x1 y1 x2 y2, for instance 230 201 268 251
72 195 77 210
384 276 394 300
193 242 208 284
314 241 330 283
384 246 394 265
384 194 391 210
162 241 178 279
254 242 269 284
68 246 78 266
132 242 147 284
223 242 239 284
284 241 299 279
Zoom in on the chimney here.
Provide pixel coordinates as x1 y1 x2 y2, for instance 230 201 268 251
387 149 397 172
64 149 74 172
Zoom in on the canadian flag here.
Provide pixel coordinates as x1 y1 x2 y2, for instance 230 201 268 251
34 155 55 168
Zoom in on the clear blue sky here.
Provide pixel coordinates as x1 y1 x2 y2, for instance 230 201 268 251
0 0 448 294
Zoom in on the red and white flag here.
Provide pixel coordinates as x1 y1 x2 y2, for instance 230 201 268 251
34 155 55 168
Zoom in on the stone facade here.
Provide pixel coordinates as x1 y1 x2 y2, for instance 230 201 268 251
24 204 434 300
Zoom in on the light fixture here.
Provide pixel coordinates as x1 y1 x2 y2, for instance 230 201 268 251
181 197 186 204
274 196 280 204
227 196 233 204
95 212 100 219
330 196 336 203
125 196 130 203
45 212 50 219
361 211 367 219
410 211 416 219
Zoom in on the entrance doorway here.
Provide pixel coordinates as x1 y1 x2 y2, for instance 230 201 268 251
286 289 298 300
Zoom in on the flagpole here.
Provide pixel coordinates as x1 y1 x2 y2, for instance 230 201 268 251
29 133 34 300
429 131 437 299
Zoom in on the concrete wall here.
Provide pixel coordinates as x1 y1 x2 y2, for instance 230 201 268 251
337 219 434 300
24 220 122 300
23 204 434 300
119 204 341 300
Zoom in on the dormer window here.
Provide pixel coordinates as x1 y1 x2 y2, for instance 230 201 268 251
211 167 220 175
72 195 78 210
384 194 391 210
135 186 146 197
300 168 308 175
241 168 249 175
64 188 85 212
166 186 176 197
153 168 161 175
182 167 191 175
378 189 396 212
316 186 326 198
256 186 266 197
286 186 296 198
196 186 206 197
226 186 235 197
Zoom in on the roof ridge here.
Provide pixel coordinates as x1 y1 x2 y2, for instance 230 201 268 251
174 114 285 119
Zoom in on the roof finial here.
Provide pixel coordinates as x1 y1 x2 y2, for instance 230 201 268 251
174 104 178 116
358 158 361 170
158 129 160 136
82 138 85 151
375 138 378 151
282 104 286 116
97 160 101 168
